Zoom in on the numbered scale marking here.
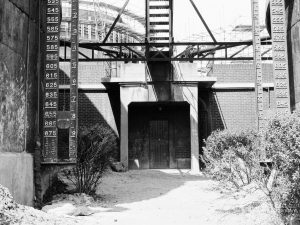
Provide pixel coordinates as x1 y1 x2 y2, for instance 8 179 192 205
251 0 264 130
270 0 291 116
43 0 60 162
69 0 79 162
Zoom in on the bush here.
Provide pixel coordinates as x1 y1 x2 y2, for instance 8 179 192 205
63 123 118 195
203 112 300 222
263 111 300 221
203 129 262 188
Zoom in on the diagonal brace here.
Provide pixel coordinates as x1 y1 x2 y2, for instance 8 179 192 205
124 45 146 59
102 0 130 43
78 51 91 59
189 0 217 43
229 45 250 58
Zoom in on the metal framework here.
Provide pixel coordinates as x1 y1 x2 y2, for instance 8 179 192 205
59 39 272 62
102 0 130 43
58 0 272 63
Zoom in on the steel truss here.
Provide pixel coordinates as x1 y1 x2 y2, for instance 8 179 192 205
60 39 272 62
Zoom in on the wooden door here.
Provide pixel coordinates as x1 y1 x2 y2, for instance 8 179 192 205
149 120 169 169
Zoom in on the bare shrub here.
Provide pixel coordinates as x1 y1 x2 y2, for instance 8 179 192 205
63 123 118 195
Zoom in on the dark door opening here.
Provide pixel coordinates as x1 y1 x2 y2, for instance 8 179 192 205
149 120 169 169
128 102 190 169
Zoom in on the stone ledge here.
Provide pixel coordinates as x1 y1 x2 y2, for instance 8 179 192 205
212 82 274 89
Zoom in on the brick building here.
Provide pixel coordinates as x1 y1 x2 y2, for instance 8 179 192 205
208 63 275 131
56 1 277 174
59 61 274 172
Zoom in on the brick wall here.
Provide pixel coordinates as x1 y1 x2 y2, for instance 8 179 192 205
59 62 106 85
58 91 118 135
209 90 257 130
208 89 276 131
78 92 118 135
206 63 275 131
209 63 274 83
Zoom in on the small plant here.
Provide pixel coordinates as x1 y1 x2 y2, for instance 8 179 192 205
63 123 118 195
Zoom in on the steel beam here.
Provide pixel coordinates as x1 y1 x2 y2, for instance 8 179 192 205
102 0 130 43
189 0 217 42
60 57 272 62
173 36 270 59
78 51 90 59
123 45 145 59
59 39 273 63
61 40 271 47
229 45 250 58
261 48 272 56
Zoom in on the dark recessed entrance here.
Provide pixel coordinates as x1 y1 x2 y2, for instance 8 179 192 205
128 102 190 169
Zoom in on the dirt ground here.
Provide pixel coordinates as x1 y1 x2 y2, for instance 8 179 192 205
41 169 282 225
1 169 284 225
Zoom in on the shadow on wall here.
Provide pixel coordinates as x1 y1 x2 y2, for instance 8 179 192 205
106 86 121 135
198 91 225 148
198 92 225 169
57 69 120 160
198 97 209 150
41 70 121 201
148 58 172 101
209 92 226 132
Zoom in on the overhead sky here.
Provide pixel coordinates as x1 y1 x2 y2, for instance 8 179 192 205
106 0 267 41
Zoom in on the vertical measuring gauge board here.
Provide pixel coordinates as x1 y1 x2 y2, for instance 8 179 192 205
43 0 60 162
270 0 291 116
251 0 264 130
69 0 79 162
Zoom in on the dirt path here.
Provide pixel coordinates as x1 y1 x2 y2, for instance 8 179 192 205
2 170 282 225
51 169 281 225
